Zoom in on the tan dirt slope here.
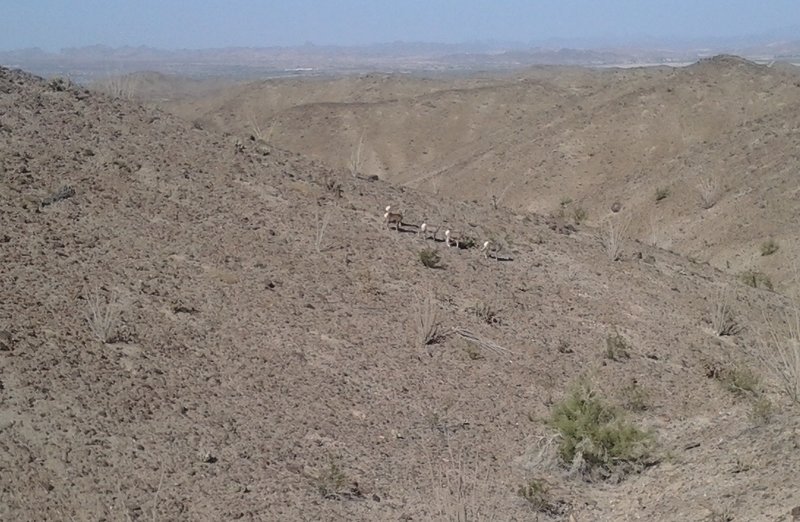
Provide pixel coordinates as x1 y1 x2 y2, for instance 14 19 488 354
160 56 800 294
2 67 800 520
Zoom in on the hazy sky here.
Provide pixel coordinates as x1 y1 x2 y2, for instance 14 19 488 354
3 0 800 51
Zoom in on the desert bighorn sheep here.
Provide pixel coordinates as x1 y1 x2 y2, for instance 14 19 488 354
419 222 442 241
383 205 403 230
444 229 463 248
480 239 501 260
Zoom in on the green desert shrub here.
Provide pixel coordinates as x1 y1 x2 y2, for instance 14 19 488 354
419 248 442 268
605 330 631 361
738 270 773 291
760 239 779 257
548 379 655 480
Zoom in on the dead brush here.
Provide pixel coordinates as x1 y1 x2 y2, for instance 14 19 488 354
711 288 740 336
414 292 444 348
754 301 800 403
697 175 721 209
84 287 123 343
595 217 629 261
466 301 502 326
312 456 351 500
419 445 501 522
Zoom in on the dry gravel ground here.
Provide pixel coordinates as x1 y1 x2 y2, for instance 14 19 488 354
2 67 800 520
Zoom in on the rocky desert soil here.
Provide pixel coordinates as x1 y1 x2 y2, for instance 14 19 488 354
1 62 800 521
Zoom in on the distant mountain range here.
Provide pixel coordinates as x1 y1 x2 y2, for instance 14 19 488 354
3 39 800 82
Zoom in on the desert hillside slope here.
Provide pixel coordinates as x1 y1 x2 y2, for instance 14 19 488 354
161 56 800 294
3 67 800 520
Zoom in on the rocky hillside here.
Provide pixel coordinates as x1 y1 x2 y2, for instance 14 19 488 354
2 67 800 520
160 56 800 294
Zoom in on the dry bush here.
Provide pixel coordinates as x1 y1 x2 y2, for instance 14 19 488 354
414 292 443 347
314 208 332 254
92 74 140 100
466 301 502 326
491 182 514 210
419 248 442 269
755 302 800 403
312 456 350 499
350 132 365 177
717 365 762 396
421 447 501 522
620 380 650 412
760 239 780 257
697 175 721 209
85 287 123 343
647 214 672 250
739 269 774 291
596 217 629 261
517 478 563 515
605 329 632 361
711 288 740 336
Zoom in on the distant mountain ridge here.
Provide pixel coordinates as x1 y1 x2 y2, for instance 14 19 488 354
4 39 800 82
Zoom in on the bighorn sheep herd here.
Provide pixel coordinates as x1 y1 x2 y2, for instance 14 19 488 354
382 205 504 260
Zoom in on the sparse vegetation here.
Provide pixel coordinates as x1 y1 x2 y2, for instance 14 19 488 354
760 239 779 256
605 329 632 361
40 184 76 208
466 301 502 326
557 197 587 225
707 507 734 522
548 379 655 480
739 269 774 291
314 208 332 254
313 456 349 499
457 236 477 249
349 132 365 177
517 478 560 514
414 292 443 347
711 289 740 336
425 449 499 522
755 302 800 403
48 76 72 92
572 206 588 225
749 395 774 425
716 365 762 396
491 182 514 210
596 218 629 261
697 175 721 209
419 248 442 269
463 343 484 360
84 287 123 344
92 73 139 100
655 187 670 201
620 380 649 412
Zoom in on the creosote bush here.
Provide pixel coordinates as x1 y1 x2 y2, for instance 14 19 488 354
739 270 773 291
605 330 631 361
620 380 649 412
419 248 442 269
718 365 761 396
548 379 655 480
755 303 800 403
760 239 779 257
711 289 740 336
655 187 670 202
517 478 560 514
467 301 502 326
313 456 349 499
